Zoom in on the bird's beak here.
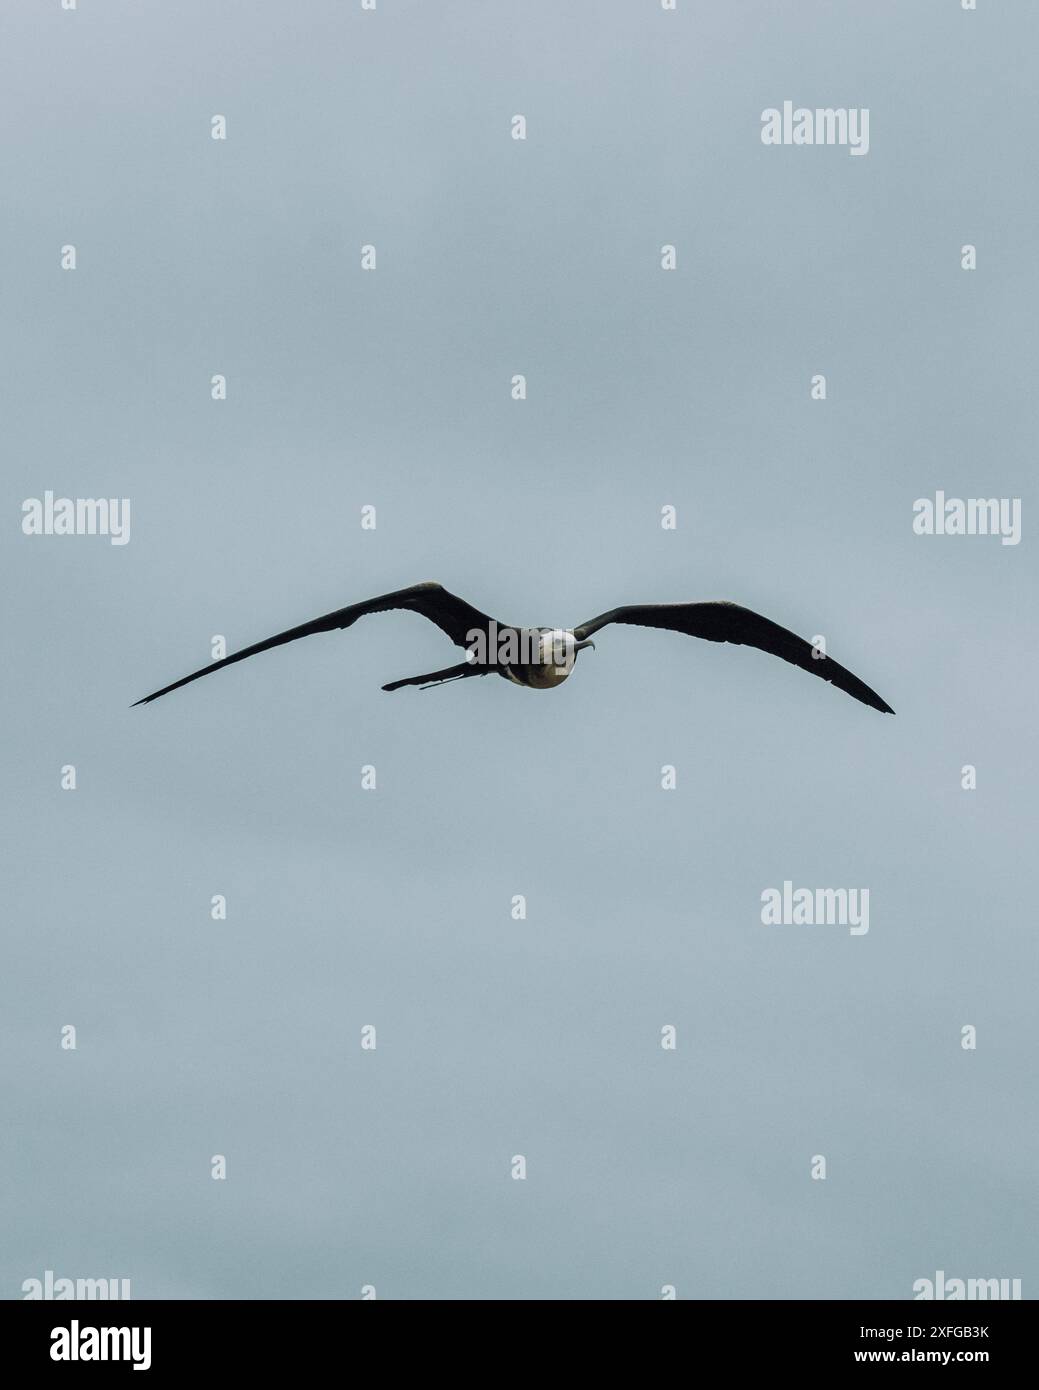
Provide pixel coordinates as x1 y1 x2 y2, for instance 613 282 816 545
576 640 595 653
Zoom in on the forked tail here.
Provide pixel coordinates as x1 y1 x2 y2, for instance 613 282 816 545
382 661 486 692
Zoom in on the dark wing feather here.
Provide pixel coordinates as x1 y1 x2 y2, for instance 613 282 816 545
133 582 499 706
573 601 894 713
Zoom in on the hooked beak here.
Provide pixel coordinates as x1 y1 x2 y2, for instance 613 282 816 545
576 640 596 653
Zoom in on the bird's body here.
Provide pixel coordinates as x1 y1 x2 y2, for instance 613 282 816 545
502 629 579 689
134 580 894 714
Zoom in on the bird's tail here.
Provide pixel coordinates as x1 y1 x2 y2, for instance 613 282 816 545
382 661 485 692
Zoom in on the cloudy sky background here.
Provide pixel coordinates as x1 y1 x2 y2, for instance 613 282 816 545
2 0 1037 1298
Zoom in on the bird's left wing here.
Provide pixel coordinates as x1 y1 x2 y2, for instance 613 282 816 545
133 581 501 705
572 601 894 713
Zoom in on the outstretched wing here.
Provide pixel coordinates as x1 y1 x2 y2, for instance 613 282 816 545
134 582 501 706
573 601 894 713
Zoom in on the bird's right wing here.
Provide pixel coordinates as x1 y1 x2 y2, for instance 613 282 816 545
573 600 894 713
134 582 503 705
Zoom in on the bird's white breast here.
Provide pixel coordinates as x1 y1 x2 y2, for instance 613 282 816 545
532 629 576 686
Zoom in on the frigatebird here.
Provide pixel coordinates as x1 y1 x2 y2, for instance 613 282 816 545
133 581 894 713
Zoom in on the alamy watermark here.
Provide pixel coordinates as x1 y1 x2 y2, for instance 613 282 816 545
912 492 1021 546
21 491 131 545
761 880 869 936
23 1269 131 1299
761 102 870 156
50 1321 151 1372
465 624 580 669
914 1270 1021 1301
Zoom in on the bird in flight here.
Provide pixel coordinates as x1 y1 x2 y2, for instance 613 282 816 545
133 581 894 713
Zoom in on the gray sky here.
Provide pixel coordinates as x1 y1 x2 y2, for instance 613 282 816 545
2 0 1037 1299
